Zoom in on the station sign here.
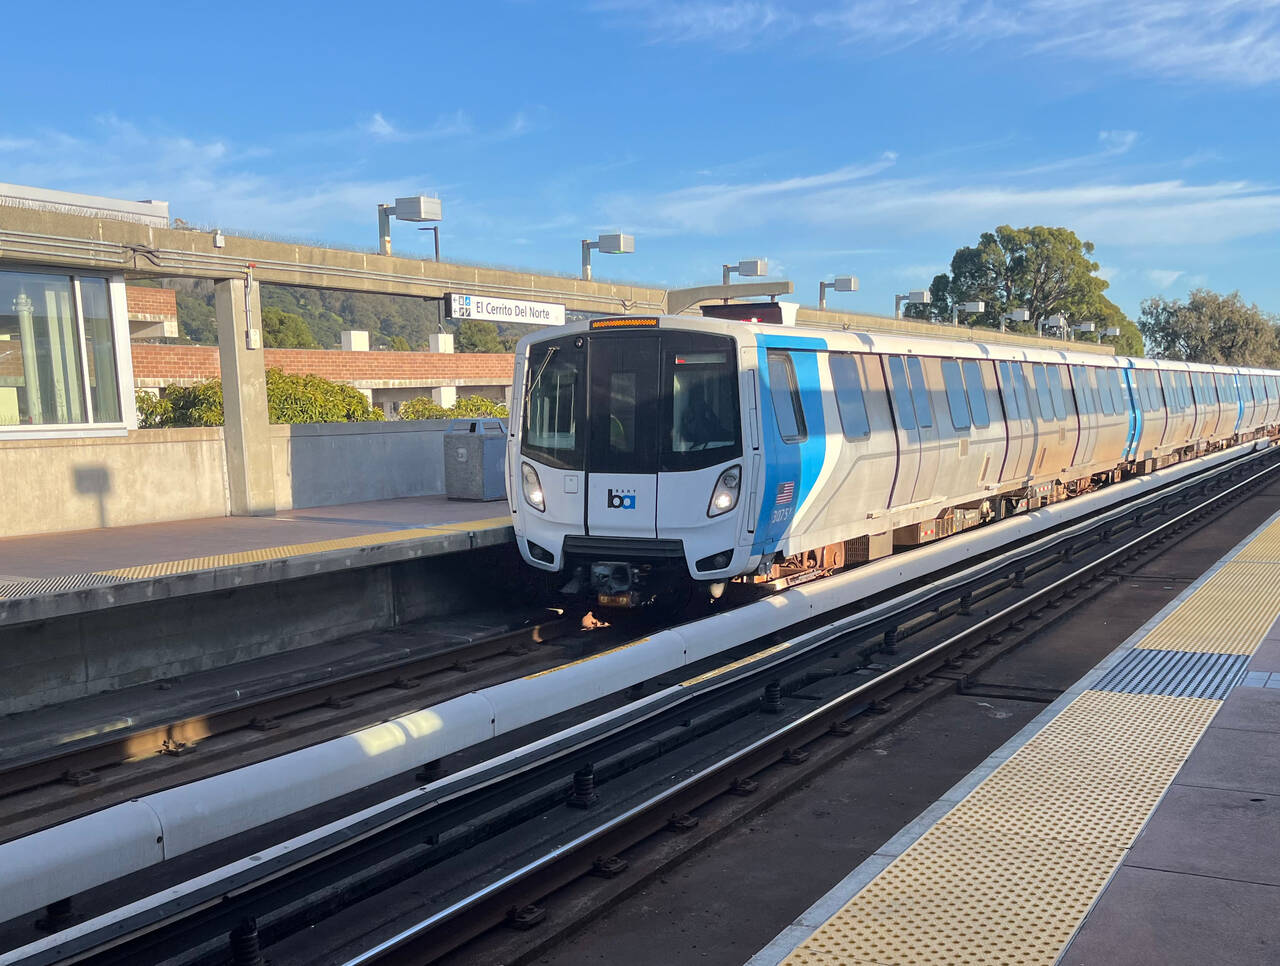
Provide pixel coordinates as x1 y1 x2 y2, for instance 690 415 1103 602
446 293 565 327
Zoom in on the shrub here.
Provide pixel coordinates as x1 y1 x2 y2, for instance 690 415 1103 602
399 394 508 421
134 390 174 429
139 370 385 427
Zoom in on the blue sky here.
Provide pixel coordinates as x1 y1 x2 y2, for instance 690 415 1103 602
4 0 1280 323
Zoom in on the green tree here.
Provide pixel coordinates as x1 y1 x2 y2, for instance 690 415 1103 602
261 306 319 349
455 319 505 353
915 226 1110 331
1138 290 1280 366
385 335 412 351
176 289 218 344
1091 296 1144 356
399 394 508 420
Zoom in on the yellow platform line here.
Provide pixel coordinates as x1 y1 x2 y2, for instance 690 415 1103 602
96 518 512 581
782 515 1280 966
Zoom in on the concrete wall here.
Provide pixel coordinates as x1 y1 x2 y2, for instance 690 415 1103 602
0 429 227 537
0 421 468 537
270 420 451 510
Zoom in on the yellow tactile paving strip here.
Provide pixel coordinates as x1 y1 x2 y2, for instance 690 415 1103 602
96 516 512 581
781 514 1280 966
1136 560 1280 654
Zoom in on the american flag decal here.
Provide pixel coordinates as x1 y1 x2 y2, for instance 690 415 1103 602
776 481 795 505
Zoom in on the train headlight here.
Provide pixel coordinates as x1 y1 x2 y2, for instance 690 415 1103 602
521 462 545 512
707 464 742 517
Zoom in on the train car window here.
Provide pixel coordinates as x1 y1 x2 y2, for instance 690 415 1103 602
997 362 1018 419
941 360 970 430
905 356 933 428
829 354 871 440
887 356 917 431
1070 367 1091 416
1032 364 1055 422
766 351 807 444
1048 366 1069 419
962 360 990 428
1095 370 1114 416
1014 365 1033 421
662 334 741 471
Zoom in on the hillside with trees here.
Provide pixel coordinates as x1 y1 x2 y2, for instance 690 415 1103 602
144 278 527 352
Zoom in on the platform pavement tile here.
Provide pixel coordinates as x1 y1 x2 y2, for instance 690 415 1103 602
1247 638 1280 672
1059 866 1280 966
1173 725 1280 796
1125 783 1280 887
1205 685 1280 734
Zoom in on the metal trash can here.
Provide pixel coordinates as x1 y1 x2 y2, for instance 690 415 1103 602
443 417 508 501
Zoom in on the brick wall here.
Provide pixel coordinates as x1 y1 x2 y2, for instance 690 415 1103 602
125 286 178 321
130 344 515 387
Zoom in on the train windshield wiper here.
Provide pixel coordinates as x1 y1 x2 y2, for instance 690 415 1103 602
525 346 559 406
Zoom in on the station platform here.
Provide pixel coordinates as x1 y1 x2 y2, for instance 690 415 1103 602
0 495 513 626
750 508 1280 966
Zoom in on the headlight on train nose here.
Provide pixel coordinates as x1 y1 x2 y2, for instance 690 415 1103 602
521 462 545 512
707 465 742 517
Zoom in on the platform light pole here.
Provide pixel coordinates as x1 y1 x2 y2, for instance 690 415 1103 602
581 233 635 281
377 195 443 258
818 275 858 311
952 300 985 326
896 289 931 319
1001 307 1031 333
723 258 767 286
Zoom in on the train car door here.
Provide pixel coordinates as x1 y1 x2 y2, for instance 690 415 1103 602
904 356 940 502
996 360 1035 482
885 355 922 507
584 335 659 538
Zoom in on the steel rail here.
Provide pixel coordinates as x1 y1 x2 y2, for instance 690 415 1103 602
0 613 571 808
337 445 1280 966
9 443 1272 966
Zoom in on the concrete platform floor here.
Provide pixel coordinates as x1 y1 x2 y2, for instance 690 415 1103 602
0 495 510 582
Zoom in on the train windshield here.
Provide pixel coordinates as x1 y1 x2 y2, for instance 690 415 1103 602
522 335 585 470
520 330 740 474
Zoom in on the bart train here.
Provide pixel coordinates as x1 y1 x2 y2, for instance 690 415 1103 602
506 304 1279 607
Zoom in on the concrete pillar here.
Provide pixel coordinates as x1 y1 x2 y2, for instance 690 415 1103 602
428 332 454 354
430 386 457 408
341 330 370 351
215 278 277 516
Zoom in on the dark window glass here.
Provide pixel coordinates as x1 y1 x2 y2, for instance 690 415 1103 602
887 356 916 431
589 337 658 474
1096 369 1113 416
1032 364 1055 421
1048 366 1068 419
998 362 1019 419
906 356 932 428
662 334 741 471
962 359 990 428
1071 367 1090 416
767 351 806 443
941 359 970 430
829 353 871 439
522 337 585 470
1014 365 1032 421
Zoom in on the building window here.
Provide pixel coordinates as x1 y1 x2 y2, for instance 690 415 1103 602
0 269 124 428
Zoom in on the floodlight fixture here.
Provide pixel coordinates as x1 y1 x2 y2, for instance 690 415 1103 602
378 194 443 258
581 232 636 280
723 258 768 285
953 300 985 326
819 275 859 310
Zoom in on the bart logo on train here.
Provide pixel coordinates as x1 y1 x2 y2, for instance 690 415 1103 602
607 488 637 510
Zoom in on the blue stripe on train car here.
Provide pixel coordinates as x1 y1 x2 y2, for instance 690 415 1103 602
754 335 827 555
1122 364 1140 461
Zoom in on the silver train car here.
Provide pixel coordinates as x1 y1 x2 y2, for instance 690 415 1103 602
506 305 1280 607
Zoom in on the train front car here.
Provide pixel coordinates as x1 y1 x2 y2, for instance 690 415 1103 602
508 316 749 607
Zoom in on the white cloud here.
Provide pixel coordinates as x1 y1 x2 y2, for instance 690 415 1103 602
0 116 426 240
599 1 1280 85
602 158 1280 247
1098 130 1139 154
1146 269 1185 287
366 112 396 137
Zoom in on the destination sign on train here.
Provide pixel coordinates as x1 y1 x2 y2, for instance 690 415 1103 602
447 293 565 326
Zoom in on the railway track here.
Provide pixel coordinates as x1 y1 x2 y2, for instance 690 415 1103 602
6 442 1274 966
